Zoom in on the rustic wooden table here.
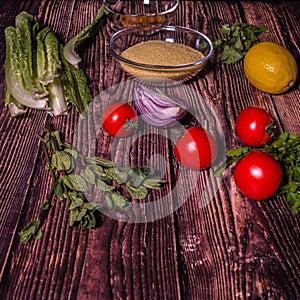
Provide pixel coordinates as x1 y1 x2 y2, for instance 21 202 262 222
0 0 299 299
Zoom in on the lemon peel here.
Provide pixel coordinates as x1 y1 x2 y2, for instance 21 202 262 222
243 41 298 94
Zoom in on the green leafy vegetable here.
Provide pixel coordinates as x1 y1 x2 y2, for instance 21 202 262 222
5 83 28 117
48 77 68 116
19 128 166 243
15 12 46 97
4 7 107 117
4 26 49 110
213 22 270 64
59 44 92 116
36 26 61 85
215 133 300 214
63 5 107 68
19 221 43 244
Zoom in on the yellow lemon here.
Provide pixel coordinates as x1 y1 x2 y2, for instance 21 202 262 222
243 41 298 94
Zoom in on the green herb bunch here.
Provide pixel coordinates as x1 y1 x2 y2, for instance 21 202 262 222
215 133 300 214
213 22 270 64
19 130 166 244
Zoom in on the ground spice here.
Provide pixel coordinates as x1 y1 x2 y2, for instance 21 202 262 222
121 40 204 66
119 40 206 81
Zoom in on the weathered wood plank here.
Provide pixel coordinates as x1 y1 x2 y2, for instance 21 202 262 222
0 0 46 279
0 1 299 299
172 1 300 299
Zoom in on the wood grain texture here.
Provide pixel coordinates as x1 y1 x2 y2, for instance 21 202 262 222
0 1 299 299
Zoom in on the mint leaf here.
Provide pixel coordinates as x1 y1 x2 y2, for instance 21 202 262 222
51 150 74 172
126 184 149 199
214 22 270 64
111 192 130 208
143 178 166 190
19 221 42 244
96 179 115 192
61 174 88 192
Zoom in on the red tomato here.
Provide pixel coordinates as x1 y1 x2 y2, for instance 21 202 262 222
233 151 282 201
174 127 218 170
102 102 138 137
235 106 275 147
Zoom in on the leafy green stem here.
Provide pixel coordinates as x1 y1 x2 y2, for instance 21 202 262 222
19 135 56 244
215 133 300 215
19 128 166 244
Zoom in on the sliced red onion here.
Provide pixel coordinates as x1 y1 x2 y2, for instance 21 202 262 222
133 86 189 127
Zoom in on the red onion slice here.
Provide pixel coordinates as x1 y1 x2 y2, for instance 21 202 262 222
133 86 189 127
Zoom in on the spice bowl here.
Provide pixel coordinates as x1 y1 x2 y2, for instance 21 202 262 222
110 25 213 81
103 0 179 30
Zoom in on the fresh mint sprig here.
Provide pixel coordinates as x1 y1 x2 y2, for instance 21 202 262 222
19 129 166 244
213 22 270 64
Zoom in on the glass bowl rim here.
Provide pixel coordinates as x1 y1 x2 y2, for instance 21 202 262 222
109 24 214 70
103 0 179 17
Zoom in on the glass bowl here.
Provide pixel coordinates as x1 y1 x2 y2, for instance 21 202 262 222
103 0 179 29
110 25 214 82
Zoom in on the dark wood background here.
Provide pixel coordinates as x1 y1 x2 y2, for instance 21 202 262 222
0 1 299 299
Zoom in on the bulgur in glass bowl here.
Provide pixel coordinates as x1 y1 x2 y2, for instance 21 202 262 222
110 25 214 82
